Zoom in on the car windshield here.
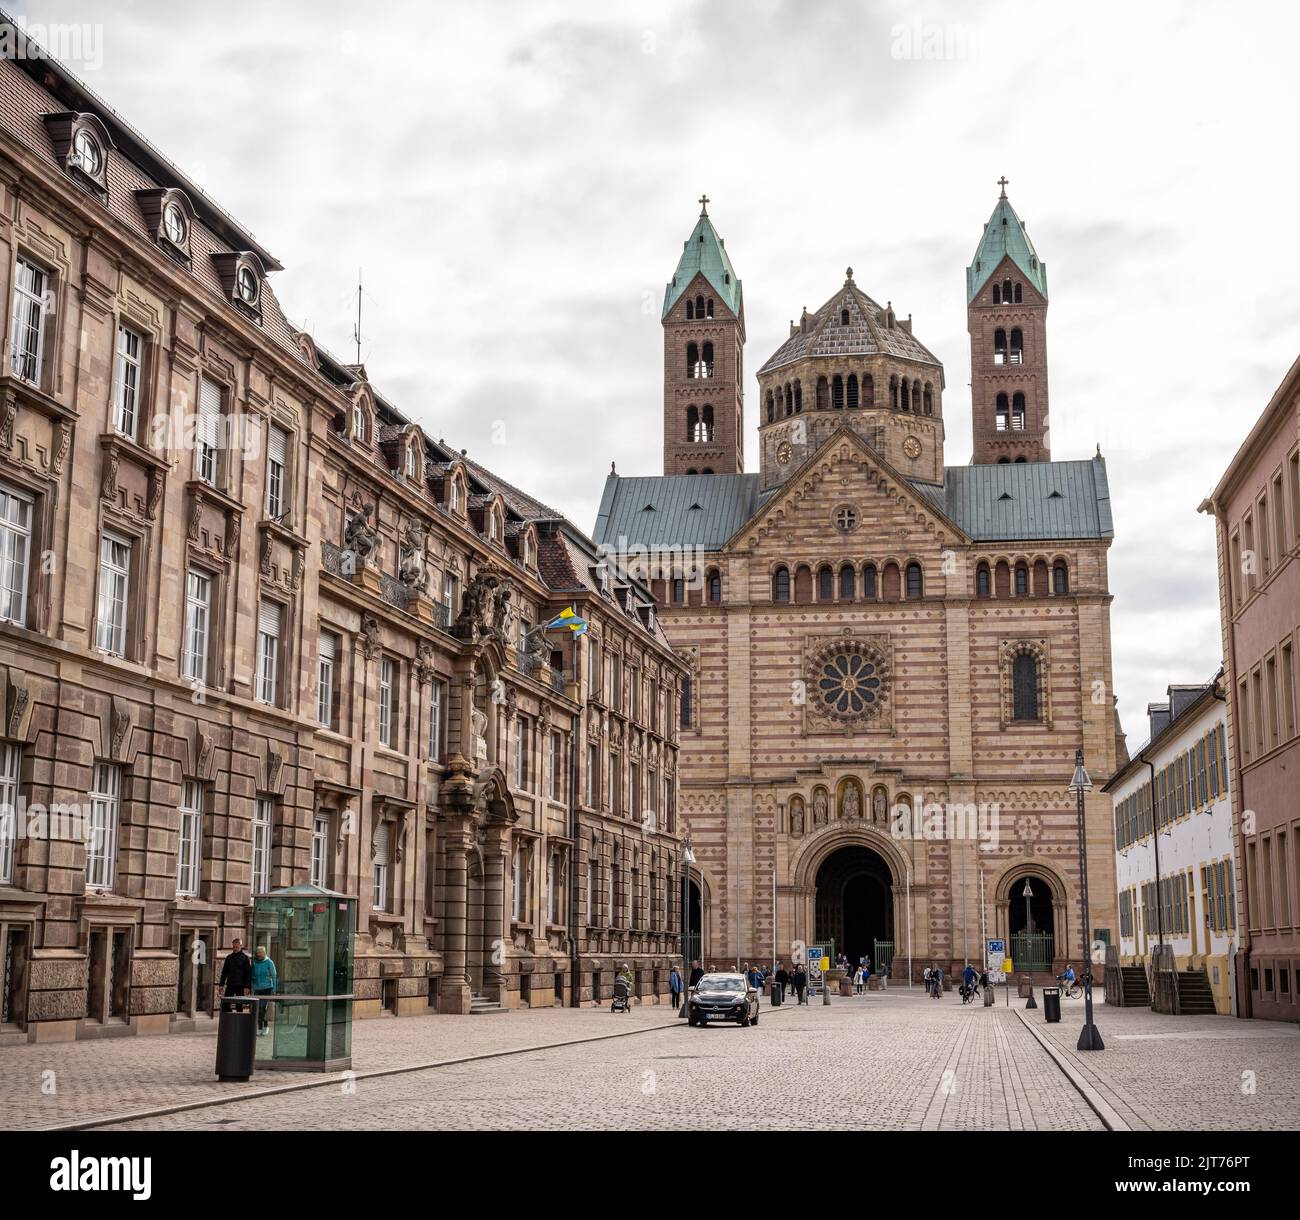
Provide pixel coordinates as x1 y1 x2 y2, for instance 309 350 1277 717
699 976 744 991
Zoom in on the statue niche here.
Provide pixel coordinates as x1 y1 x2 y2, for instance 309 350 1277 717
398 522 430 594
839 780 862 821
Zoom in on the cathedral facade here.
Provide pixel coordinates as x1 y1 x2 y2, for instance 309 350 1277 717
593 193 1125 979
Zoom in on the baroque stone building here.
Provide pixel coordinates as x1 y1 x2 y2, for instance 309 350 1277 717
593 193 1125 980
0 26 685 1042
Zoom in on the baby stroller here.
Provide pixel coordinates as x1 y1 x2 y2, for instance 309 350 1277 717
611 975 631 1013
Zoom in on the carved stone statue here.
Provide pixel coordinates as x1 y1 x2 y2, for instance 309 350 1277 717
398 522 430 593
790 803 804 836
813 790 828 825
470 708 489 771
456 564 513 641
491 580 513 639
344 503 379 568
842 784 861 820
873 789 888 823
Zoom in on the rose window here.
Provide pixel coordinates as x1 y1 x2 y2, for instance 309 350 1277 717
806 640 890 724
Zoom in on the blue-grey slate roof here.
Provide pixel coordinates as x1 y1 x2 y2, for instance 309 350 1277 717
592 457 1112 551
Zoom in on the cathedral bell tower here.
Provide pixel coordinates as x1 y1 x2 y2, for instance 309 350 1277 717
661 196 745 476
967 179 1051 464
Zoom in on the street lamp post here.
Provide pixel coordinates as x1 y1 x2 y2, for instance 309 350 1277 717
1069 748 1104 1051
1022 878 1035 935
678 839 695 1018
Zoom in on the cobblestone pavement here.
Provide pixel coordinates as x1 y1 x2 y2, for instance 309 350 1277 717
6 988 1298 1131
1023 993 1300 1130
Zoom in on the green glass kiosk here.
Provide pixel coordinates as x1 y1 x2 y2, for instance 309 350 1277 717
251 884 355 1072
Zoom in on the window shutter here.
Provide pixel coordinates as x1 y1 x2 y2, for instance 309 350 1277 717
373 820 391 867
319 629 336 660
259 600 281 637
268 424 288 466
198 376 222 440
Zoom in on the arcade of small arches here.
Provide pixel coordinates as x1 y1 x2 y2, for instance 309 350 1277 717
992 327 1024 365
771 558 925 604
974 555 1070 599
763 371 937 422
994 391 1028 435
684 294 715 320
990 277 1027 305
784 779 902 837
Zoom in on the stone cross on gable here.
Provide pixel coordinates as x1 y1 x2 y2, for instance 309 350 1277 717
998 175 1009 197
698 194 710 216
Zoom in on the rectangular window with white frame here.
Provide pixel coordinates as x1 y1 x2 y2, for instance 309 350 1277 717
317 630 338 729
310 812 331 888
372 819 391 912
0 484 33 627
10 257 48 384
265 423 288 520
512 839 529 922
86 762 121 890
183 569 211 686
113 324 143 439
95 532 132 657
428 678 444 761
513 716 527 790
176 780 203 898
196 375 223 487
252 797 273 895
379 656 397 748
0 741 20 885
547 730 560 802
256 600 282 705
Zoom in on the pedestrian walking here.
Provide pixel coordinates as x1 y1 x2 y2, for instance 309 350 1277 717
669 965 683 1008
923 965 932 996
793 964 808 1004
774 960 789 1002
932 964 944 999
689 959 704 988
853 965 864 994
219 938 252 1004
251 945 277 1034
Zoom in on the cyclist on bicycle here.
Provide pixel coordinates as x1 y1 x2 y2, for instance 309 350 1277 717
1058 964 1078 994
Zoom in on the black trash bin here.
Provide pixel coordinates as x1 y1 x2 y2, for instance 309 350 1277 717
1042 986 1061 1024
771 982 783 1006
215 997 256 1081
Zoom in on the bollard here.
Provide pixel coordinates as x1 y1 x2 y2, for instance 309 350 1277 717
822 980 831 1005
1025 986 1038 1010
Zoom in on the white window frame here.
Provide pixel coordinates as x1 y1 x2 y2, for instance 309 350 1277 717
256 600 282 706
86 762 120 890
0 484 33 627
176 779 203 898
372 820 390 912
547 731 560 802
512 839 529 923
0 742 20 885
428 678 444 761
113 324 143 438
405 445 417 480
310 813 330 888
252 797 273 896
352 401 365 442
379 656 397 748
512 717 525 790
183 569 212 685
95 532 132 657
10 257 48 384
265 423 288 520
196 375 223 488
317 630 337 728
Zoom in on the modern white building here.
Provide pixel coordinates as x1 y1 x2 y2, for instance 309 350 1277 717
1104 675 1237 1014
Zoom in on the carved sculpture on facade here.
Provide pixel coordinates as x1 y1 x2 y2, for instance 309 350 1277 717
398 522 430 593
841 782 861 821
455 563 514 643
873 786 889 823
470 708 490 772
813 788 829 825
344 503 380 569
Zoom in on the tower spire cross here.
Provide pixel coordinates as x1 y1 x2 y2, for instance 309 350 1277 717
997 175 1009 197
698 193 710 216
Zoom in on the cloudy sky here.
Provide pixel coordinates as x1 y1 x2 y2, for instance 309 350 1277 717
17 0 1300 749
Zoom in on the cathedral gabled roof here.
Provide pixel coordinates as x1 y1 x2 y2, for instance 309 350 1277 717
967 189 1048 303
757 273 941 375
662 207 743 320
594 472 766 552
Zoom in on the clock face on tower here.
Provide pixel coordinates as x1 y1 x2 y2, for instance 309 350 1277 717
776 441 793 464
902 435 922 460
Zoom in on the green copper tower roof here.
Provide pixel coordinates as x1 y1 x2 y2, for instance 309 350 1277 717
966 183 1048 303
662 199 743 320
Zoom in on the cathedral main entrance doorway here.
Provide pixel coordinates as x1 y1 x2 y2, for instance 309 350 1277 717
814 846 893 969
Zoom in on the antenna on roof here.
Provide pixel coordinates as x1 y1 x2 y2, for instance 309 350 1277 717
353 268 363 365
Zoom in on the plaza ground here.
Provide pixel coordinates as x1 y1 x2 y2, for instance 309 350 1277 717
3 986 1298 1131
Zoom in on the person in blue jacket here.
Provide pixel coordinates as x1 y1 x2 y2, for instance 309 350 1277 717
252 945 278 1035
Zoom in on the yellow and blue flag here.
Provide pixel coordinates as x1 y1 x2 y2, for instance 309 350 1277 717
545 607 588 636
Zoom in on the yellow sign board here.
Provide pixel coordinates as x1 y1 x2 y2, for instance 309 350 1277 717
1003 959 1013 974
820 956 830 972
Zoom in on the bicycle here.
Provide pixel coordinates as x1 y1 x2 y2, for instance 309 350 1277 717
1055 974 1082 999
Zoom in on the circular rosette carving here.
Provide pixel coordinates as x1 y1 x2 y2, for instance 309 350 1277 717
806 640 890 724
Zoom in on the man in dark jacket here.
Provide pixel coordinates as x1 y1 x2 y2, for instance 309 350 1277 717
219 938 252 1002
688 959 704 988
774 960 789 1001
792 965 808 1004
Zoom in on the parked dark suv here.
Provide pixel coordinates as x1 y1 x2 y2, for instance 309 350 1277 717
687 973 760 1027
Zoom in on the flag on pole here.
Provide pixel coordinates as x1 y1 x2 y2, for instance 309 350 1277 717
545 607 588 636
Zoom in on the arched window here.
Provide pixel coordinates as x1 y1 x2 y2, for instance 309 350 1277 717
784 384 793 416
1053 562 1069 594
702 341 714 375
686 299 694 320
923 383 933 415
976 563 991 598
353 402 366 441
691 406 714 442
900 379 910 412
707 570 721 602
992 284 1002 304
1013 283 1022 303
882 562 901 601
816 377 828 410
1012 392 1026 430
862 564 877 600
772 566 790 602
672 576 685 603
686 341 699 378
694 294 704 317
889 375 899 410
846 373 859 408
1033 559 1049 597
1014 562 1029 595
913 380 922 413
905 562 923 599
686 405 698 442
794 565 812 603
995 560 1011 597
862 373 873 406
998 457 1010 464
1012 653 1039 720
794 381 802 412
832 375 844 409
1014 456 1027 463
1002 278 1012 301
839 564 855 601
1010 328 1023 364
996 393 1010 432
994 328 1007 364
706 298 714 318
840 309 850 326
765 391 775 423
817 565 834 601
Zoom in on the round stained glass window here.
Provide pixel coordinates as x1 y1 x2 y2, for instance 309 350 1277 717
806 639 890 725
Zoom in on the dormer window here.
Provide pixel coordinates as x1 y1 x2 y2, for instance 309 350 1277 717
211 252 266 319
238 265 260 306
489 510 500 542
352 401 366 442
164 201 188 246
405 446 418 480
136 187 195 263
522 532 534 567
449 475 462 513
72 128 101 176
43 112 114 197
